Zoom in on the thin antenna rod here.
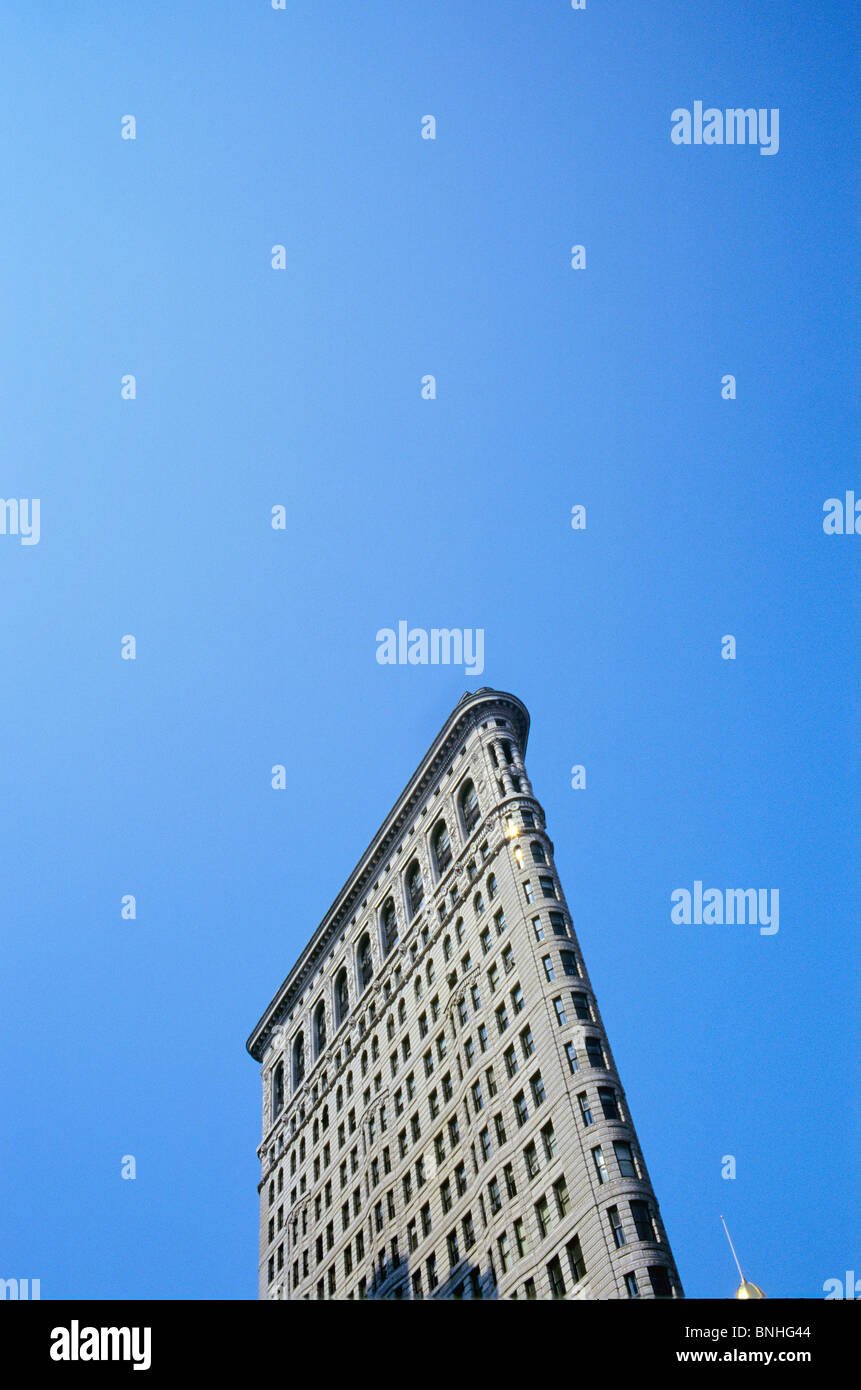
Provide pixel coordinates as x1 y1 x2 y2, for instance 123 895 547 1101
720 1215 745 1282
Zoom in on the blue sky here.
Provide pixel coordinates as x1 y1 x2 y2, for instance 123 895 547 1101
0 1 857 1299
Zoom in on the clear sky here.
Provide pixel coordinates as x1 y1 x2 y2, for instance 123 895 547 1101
0 1 857 1300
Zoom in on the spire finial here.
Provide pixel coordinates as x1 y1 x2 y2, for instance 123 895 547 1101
720 1215 766 1299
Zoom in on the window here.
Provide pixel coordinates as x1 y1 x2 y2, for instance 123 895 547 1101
474 892 485 917
524 1142 539 1179
460 780 480 832
578 1091 594 1126
416 1155 426 1187
553 997 567 1027
514 1216 528 1258
539 876 557 900
573 989 592 1023
585 1036 607 1069
488 1176 502 1214
501 945 514 974
549 911 567 939
598 1086 621 1120
547 1255 566 1299
513 1090 529 1127
567 1234 587 1283
541 1122 557 1160
497 1231 511 1273
442 1072 454 1102
381 898 399 955
511 983 524 1014
513 845 524 868
432 820 452 876
592 1146 609 1184
487 873 497 900
553 1176 570 1218
271 1061 284 1120
524 1278 537 1299
503 1162 516 1198
535 1194 551 1239
406 860 424 917
614 1141 637 1178
520 1025 534 1058
523 880 534 904
357 935 374 993
462 1211 476 1248
631 1201 656 1242
420 1203 432 1237
607 1205 626 1248
648 1266 673 1298
292 1033 305 1089
411 1114 421 1143
447 1229 460 1267
423 1050 433 1079
434 1133 445 1164
565 1042 579 1074
494 907 506 935
426 1253 439 1291
624 1271 640 1298
471 1081 484 1115
478 1023 489 1052
411 1271 422 1300
479 927 491 955
495 1003 509 1035
464 1036 475 1068
494 1113 507 1146
487 962 500 995
503 1045 518 1079
470 983 482 1012
530 1072 546 1107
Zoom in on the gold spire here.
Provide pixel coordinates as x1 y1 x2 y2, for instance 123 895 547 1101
720 1216 767 1299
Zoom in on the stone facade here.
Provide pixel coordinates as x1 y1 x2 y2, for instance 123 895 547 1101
247 688 683 1300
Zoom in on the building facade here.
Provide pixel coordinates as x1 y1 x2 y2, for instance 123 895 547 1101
247 688 683 1300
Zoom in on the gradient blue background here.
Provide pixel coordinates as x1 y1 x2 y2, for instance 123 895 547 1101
0 1 857 1300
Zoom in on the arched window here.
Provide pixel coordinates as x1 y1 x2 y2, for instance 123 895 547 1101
381 898 399 956
313 1118 320 1144
313 1000 326 1058
474 891 485 916
432 820 452 876
443 935 452 962
357 933 374 993
415 975 423 1000
334 968 350 1027
460 780 480 833
406 860 424 917
426 957 435 985
271 1060 284 1121
531 841 547 865
487 873 497 900
292 1033 305 1090
398 998 406 1024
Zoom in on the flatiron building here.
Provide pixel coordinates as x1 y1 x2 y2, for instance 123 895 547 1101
247 688 682 1300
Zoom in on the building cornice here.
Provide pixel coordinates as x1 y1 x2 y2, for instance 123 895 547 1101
246 688 530 1062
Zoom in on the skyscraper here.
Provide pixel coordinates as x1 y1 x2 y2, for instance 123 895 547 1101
247 688 683 1300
